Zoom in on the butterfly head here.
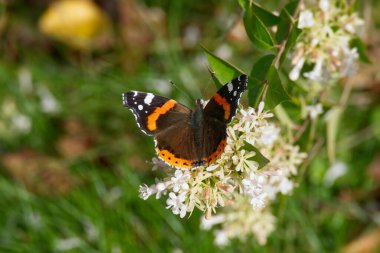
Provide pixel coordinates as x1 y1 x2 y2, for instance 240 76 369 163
195 98 204 108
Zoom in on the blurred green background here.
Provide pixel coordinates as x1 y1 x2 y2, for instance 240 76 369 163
1 0 380 252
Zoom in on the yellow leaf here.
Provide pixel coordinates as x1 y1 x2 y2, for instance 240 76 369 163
38 0 109 49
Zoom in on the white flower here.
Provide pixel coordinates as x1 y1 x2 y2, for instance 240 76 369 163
26 210 42 229
290 1 364 82
305 103 323 119
289 56 305 81
150 78 172 96
84 219 99 242
182 25 201 48
171 170 190 193
154 182 167 199
11 114 31 133
250 192 267 210
137 105 307 246
242 172 267 210
215 44 233 59
303 57 323 81
166 192 187 218
278 178 293 194
341 14 364 34
206 164 220 171
55 237 82 251
257 101 274 119
200 214 226 230
151 157 167 171
262 184 278 200
103 187 122 205
298 10 315 29
38 86 60 114
319 0 329 13
214 230 229 247
259 124 279 146
340 47 359 77
139 184 154 200
232 150 257 172
324 161 347 186
251 211 276 245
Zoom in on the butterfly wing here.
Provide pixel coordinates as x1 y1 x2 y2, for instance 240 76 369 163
200 74 248 165
123 91 191 135
154 121 206 169
122 74 248 169
123 91 200 169
203 74 248 124
201 117 227 165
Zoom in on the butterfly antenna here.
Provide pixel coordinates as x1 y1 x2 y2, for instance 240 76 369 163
206 65 216 78
169 80 196 101
199 66 216 95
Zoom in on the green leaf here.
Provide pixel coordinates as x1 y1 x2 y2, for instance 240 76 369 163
350 37 371 63
251 3 281 27
239 1 280 26
243 142 270 169
243 3 275 50
275 1 299 43
279 25 302 67
248 78 264 108
274 104 296 130
326 107 342 163
237 0 246 9
249 55 290 109
251 54 275 80
371 107 380 141
201 46 244 88
265 66 290 109
248 55 275 107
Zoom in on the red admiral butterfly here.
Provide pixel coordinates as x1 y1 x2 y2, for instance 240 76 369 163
122 74 248 169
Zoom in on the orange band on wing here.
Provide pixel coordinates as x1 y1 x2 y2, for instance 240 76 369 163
147 100 176 131
156 148 195 169
213 94 230 120
204 139 227 165
156 139 227 169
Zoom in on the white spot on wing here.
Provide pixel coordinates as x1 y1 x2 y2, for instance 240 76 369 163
144 93 155 105
122 93 127 105
233 90 237 96
227 82 233 92
133 91 138 97
127 108 150 135
138 105 143 110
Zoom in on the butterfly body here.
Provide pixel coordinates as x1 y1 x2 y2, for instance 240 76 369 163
123 75 248 169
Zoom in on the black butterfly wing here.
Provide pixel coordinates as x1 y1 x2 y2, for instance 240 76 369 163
203 74 248 124
200 74 248 165
123 91 191 135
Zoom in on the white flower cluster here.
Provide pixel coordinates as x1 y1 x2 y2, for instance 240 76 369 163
200 195 276 246
289 0 364 82
0 68 61 139
139 102 306 244
0 98 32 136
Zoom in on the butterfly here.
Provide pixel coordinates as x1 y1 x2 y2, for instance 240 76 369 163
122 74 248 169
